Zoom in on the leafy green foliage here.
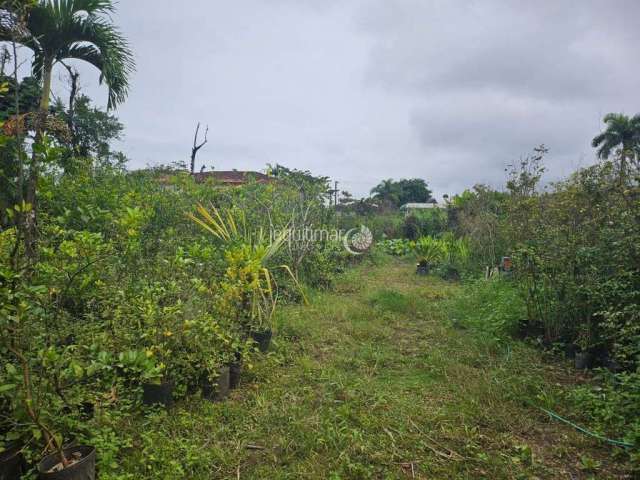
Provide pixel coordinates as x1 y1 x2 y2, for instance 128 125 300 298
377 238 414 256
442 277 526 342
591 112 640 161
413 236 444 264
569 371 640 463
370 178 432 208
447 137 640 462
0 144 355 471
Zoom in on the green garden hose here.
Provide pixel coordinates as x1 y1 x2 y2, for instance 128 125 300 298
539 407 634 448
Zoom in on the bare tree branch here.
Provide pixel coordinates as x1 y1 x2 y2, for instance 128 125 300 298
190 122 209 174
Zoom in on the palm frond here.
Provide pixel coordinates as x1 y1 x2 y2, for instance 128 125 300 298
25 0 134 108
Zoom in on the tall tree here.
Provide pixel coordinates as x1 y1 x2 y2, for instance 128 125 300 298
395 178 432 205
592 113 640 167
370 178 399 205
53 94 124 163
370 178 432 207
0 0 135 257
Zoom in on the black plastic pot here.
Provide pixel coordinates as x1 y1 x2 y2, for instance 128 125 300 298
229 361 243 389
564 343 578 360
575 352 594 370
202 366 230 402
38 446 95 480
416 262 429 276
251 329 273 352
0 443 26 480
142 381 174 408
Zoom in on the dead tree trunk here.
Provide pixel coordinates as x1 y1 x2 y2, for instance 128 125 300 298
190 122 208 174
62 63 80 155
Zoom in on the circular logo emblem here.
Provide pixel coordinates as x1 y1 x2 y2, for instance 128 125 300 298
343 225 373 255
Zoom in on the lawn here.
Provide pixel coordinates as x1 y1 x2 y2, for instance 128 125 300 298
113 256 629 479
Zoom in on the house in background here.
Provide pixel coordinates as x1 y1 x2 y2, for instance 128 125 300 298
192 170 274 186
400 201 442 215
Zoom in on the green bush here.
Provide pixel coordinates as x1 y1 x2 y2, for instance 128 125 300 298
442 277 526 342
377 238 414 256
569 370 640 458
0 160 352 474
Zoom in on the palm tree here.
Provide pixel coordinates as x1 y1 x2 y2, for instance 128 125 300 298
1 0 134 257
4 0 135 111
591 113 640 164
370 178 399 206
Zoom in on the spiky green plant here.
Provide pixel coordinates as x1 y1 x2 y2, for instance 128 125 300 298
414 236 444 264
188 203 307 330
441 233 471 267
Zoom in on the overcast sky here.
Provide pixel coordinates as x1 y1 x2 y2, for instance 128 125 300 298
38 0 640 198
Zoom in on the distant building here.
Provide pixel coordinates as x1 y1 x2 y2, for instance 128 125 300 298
400 202 442 213
192 170 274 186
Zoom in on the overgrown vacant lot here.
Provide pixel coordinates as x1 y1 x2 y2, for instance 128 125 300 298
116 257 630 479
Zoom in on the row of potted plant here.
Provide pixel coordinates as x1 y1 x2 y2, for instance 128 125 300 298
0 204 306 479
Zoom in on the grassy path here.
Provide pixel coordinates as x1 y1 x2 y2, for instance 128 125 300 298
124 257 627 479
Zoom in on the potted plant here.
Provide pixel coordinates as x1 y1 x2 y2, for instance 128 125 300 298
575 328 595 370
188 204 307 354
1 269 97 479
0 441 27 479
413 236 444 275
438 234 470 281
139 345 174 406
137 288 180 408
5 346 97 479
38 445 96 479
200 365 230 402
227 338 250 390
228 352 243 390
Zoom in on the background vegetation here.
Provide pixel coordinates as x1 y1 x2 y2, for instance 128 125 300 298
1 0 639 477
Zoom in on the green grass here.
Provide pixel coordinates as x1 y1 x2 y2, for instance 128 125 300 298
107 257 632 479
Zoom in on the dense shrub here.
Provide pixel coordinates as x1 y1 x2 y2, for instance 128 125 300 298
402 209 448 239
569 371 640 464
448 145 640 457
442 277 526 343
377 238 414 256
0 156 354 475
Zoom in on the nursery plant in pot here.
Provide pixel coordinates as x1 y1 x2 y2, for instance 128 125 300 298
182 312 250 399
3 351 95 479
201 365 231 402
413 237 444 276
438 234 471 281
574 329 597 370
228 356 243 390
38 445 96 479
227 339 250 390
1 270 97 480
190 335 232 402
251 328 273 353
188 204 308 354
140 349 173 408
137 289 180 408
0 442 27 480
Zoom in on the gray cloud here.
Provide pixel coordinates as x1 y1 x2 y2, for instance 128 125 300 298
33 0 640 198
358 0 640 193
